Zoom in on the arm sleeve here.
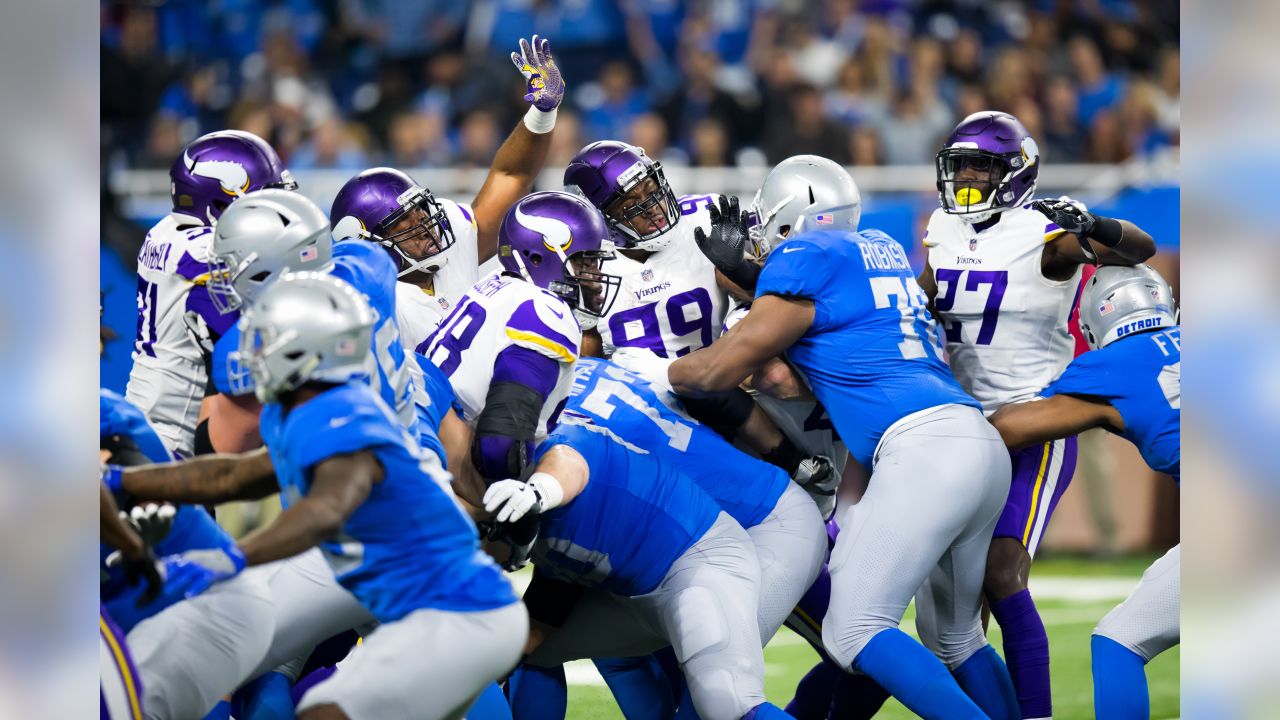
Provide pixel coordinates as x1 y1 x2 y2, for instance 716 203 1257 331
471 345 562 481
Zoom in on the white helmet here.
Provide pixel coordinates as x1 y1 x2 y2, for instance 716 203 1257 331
235 272 374 402
208 189 333 314
748 155 862 259
1078 264 1177 350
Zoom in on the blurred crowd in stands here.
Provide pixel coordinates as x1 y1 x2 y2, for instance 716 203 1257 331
101 0 1179 172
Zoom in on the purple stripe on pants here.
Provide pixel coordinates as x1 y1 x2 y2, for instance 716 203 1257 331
993 435 1079 556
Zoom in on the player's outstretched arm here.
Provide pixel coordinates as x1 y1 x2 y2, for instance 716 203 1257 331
1035 197 1156 269
472 35 565 263
989 394 1125 450
669 294 815 396
237 450 381 567
439 406 488 513
482 443 588 524
116 447 277 505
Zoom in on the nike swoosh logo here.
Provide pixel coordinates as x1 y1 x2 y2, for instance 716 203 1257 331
782 246 803 254
545 302 566 320
329 416 354 429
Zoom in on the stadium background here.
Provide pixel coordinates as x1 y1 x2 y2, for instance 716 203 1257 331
99 1 1180 716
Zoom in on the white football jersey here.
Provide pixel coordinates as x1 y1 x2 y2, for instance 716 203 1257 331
125 215 229 457
420 271 582 440
596 194 730 359
723 303 849 515
395 199 481 353
924 204 1082 413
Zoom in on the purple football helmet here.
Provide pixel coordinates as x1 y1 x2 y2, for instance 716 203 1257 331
498 191 622 330
564 140 680 252
330 167 455 279
169 130 297 226
935 111 1040 224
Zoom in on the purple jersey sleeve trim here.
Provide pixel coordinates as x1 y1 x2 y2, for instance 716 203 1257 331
186 285 239 338
174 250 210 281
507 299 580 358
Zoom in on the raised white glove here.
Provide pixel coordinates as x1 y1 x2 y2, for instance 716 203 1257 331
483 472 564 524
610 347 675 394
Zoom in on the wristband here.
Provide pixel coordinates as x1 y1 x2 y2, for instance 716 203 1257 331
527 471 565 511
101 463 124 494
523 106 558 134
1090 216 1124 247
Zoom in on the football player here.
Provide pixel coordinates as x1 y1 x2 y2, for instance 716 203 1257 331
417 190 619 566
124 273 525 719
509 356 826 716
125 129 297 457
918 111 1157 719
566 141 832 494
330 35 568 350
100 388 274 719
990 265 1179 720
484 407 793 720
633 186 1020 718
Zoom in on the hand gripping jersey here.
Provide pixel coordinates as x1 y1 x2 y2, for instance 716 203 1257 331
99 390 236 599
126 216 237 457
723 303 850 478
596 194 730 358
1045 326 1181 481
564 356 787 528
419 271 582 438
259 382 516 623
531 420 722 596
756 229 980 467
214 240 425 435
924 204 1083 413
394 199 482 352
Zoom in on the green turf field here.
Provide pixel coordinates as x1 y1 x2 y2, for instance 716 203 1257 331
557 554 1180 719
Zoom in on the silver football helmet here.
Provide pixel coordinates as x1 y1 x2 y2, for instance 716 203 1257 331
1078 264 1177 350
208 189 334 314
235 272 374 403
748 155 862 259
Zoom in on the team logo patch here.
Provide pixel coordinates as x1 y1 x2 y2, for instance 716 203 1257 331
815 214 834 225
641 268 654 282
299 246 319 262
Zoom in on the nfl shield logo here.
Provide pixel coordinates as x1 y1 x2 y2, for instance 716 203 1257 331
438 297 450 311
641 269 654 282
299 246 319 262
969 238 978 251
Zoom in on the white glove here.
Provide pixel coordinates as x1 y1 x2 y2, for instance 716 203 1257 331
1058 195 1088 213
483 472 565 524
122 503 177 546
610 347 675 394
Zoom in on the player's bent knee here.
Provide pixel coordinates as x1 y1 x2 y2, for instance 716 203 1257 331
822 617 896 670
982 550 1028 600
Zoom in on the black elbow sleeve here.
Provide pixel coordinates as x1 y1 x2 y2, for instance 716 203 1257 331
471 381 544 482
676 387 756 441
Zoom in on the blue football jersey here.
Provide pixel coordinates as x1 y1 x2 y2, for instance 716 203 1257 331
533 420 721 596
214 241 422 437
564 356 787 528
99 390 234 597
412 354 456 464
259 382 515 623
755 229 980 466
1045 326 1181 481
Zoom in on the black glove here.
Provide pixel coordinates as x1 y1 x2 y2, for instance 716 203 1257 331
486 513 540 572
1033 197 1102 263
120 546 165 607
695 195 761 292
